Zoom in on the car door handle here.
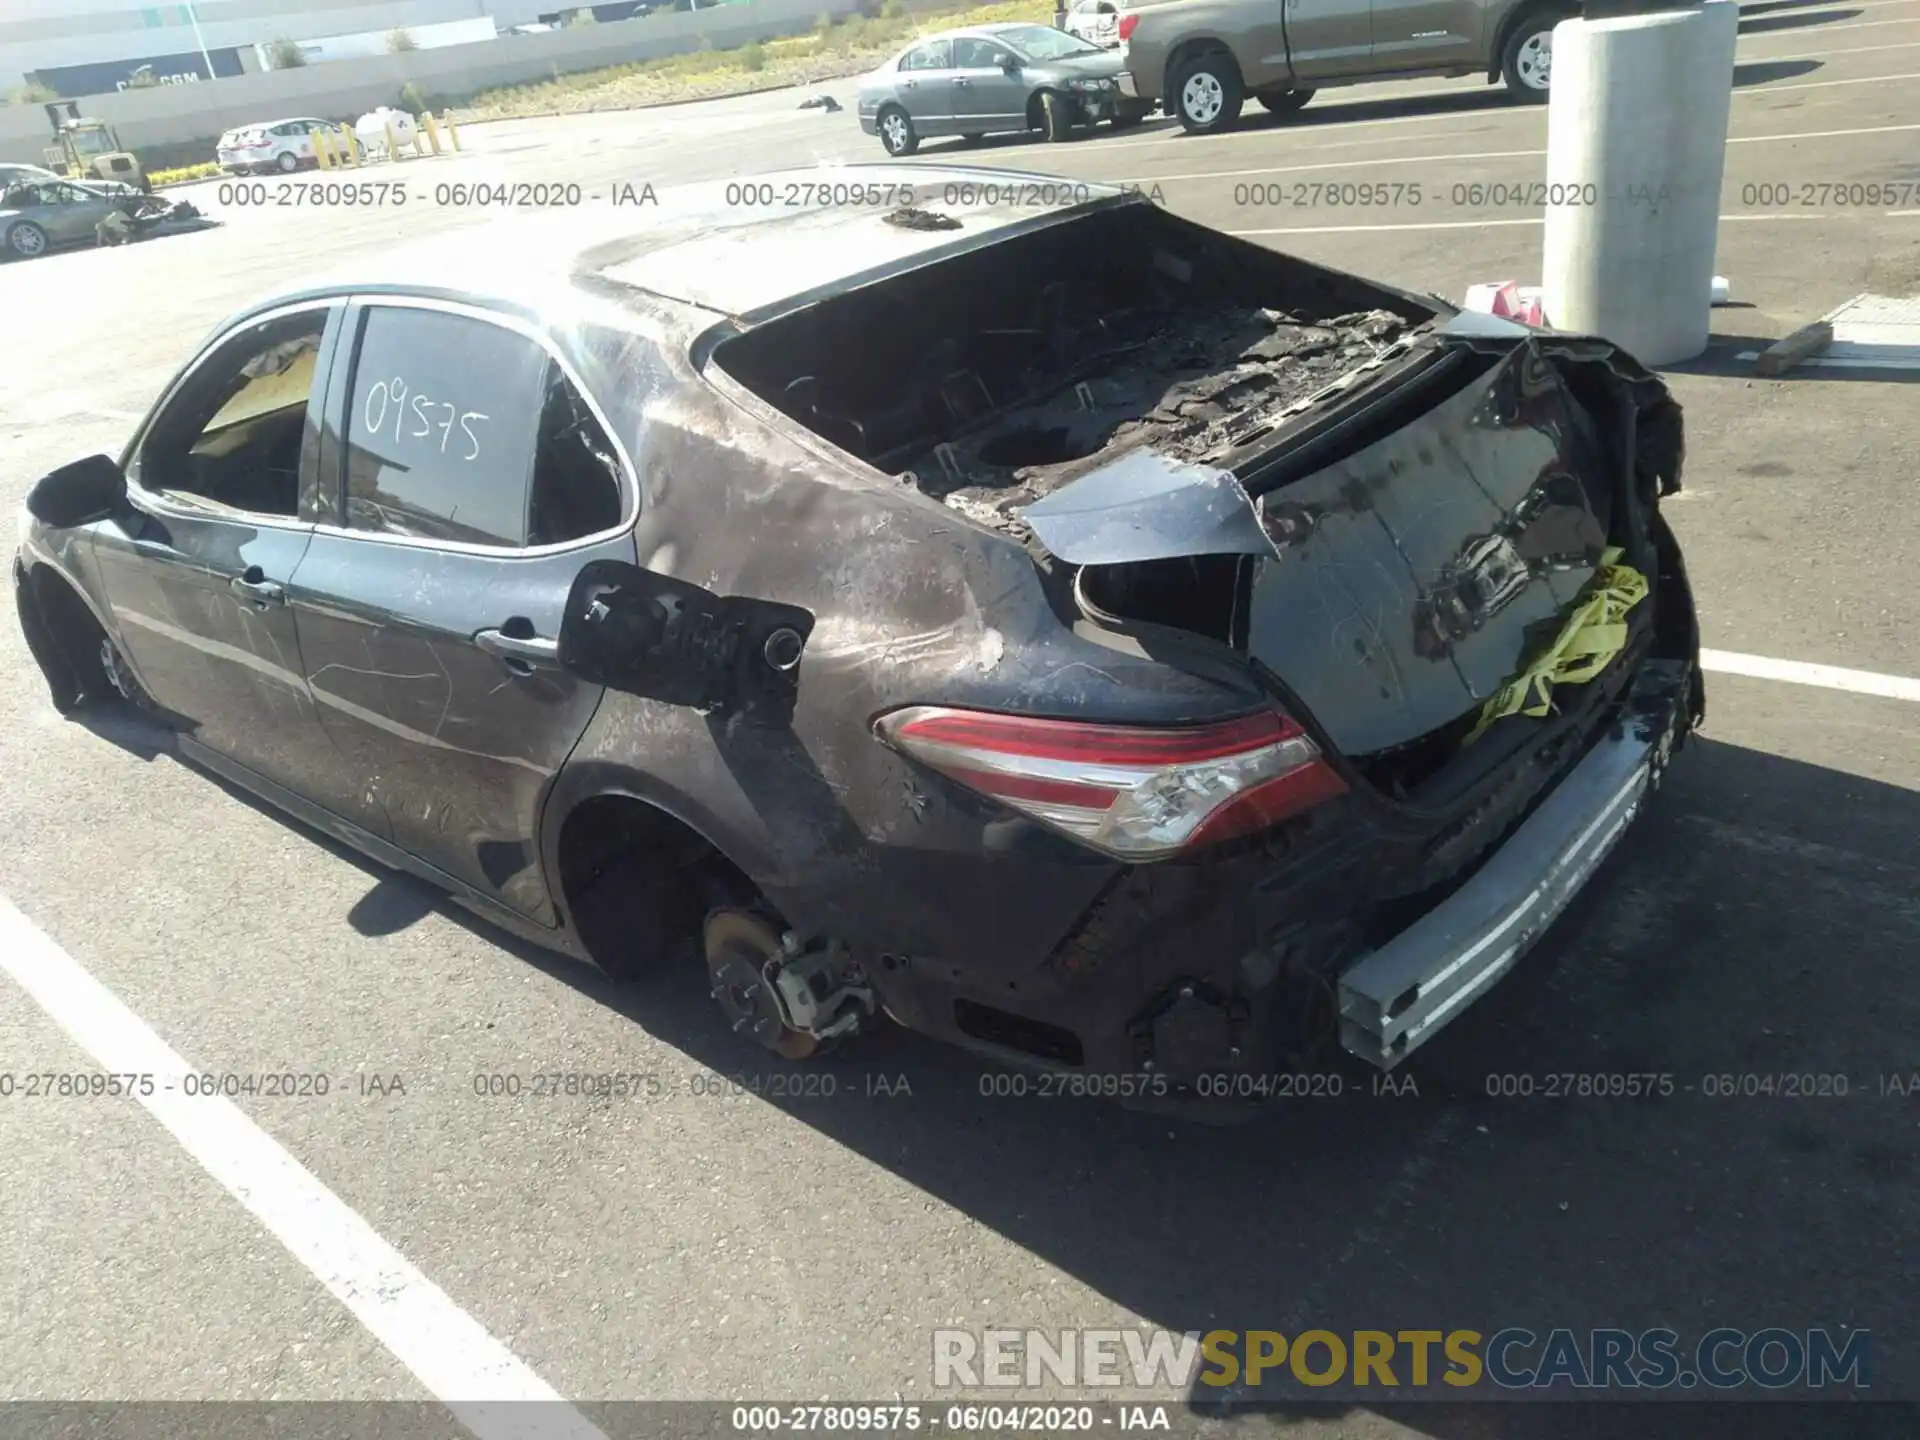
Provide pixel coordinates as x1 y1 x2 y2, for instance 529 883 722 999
230 567 285 605
474 627 560 670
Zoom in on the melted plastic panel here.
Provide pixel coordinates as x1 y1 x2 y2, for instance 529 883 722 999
1022 450 1273 565
1244 342 1612 757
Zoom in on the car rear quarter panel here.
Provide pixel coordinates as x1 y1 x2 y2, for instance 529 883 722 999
550 326 1269 971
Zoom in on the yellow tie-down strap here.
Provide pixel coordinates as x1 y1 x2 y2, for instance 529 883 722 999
1467 546 1649 743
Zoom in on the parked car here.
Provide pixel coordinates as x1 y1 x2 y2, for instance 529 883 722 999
858 23 1151 155
15 167 1701 1093
1063 0 1124 49
1 177 200 259
0 163 142 201
217 118 341 174
1117 0 1570 133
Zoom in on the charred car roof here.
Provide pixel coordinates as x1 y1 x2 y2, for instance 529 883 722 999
233 166 1138 329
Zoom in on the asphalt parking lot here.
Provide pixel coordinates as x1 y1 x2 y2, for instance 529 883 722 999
2 2 1918 1434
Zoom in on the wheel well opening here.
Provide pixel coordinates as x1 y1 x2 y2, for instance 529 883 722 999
21 564 108 708
1166 39 1238 93
557 794 757 979
1492 3 1568 75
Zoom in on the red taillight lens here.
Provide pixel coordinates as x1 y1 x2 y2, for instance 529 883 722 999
1117 12 1139 40
875 706 1345 860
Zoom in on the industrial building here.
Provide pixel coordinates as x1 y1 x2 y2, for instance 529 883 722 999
3 0 552 96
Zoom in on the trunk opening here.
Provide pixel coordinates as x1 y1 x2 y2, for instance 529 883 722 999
708 200 1438 533
707 203 1674 818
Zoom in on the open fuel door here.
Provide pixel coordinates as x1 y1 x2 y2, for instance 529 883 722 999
557 560 814 728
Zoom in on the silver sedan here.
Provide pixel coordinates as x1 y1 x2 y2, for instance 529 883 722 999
1 178 199 259
857 23 1150 156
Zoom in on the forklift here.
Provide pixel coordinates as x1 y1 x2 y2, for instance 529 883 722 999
42 102 150 192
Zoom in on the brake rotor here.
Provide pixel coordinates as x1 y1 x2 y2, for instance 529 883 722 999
703 909 819 1060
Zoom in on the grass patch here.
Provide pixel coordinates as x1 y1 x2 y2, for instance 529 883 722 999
150 162 223 187
452 0 1055 119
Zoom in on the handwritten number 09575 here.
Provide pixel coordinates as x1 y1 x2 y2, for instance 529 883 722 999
363 378 489 461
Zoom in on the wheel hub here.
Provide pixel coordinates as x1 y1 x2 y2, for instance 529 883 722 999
1182 73 1223 124
704 910 820 1059
1518 33 1551 87
100 639 140 703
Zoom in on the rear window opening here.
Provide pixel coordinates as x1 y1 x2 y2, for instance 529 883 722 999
709 201 1437 534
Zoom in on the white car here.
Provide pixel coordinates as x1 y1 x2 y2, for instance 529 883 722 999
217 118 339 174
1063 0 1124 49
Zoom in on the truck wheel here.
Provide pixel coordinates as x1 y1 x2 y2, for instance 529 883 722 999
5 221 48 259
1256 87 1316 116
1501 13 1557 99
1169 51 1243 134
877 104 918 156
1039 90 1076 142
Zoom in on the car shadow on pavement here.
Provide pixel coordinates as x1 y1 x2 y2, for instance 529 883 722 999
333 734 1918 1429
1732 57 1823 86
1738 0 1847 13
69 704 173 762
1246 88 1521 135
1738 5 1862 33
169 726 1918 1427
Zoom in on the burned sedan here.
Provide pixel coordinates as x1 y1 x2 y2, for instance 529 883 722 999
15 169 1702 1089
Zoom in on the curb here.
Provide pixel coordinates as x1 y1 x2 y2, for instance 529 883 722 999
451 62 874 129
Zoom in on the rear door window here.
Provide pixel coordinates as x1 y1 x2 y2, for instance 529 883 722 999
953 38 1008 68
527 361 626 547
342 306 549 547
900 40 953 70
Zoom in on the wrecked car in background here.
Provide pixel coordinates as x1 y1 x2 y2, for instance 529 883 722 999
1 177 202 258
14 168 1701 1094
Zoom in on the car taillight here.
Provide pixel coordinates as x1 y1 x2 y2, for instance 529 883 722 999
875 706 1345 860
1117 13 1139 40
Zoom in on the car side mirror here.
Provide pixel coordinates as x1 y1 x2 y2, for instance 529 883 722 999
26 453 125 529
1001 54 1021 71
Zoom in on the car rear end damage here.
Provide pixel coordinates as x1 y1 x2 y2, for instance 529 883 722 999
580 185 1694 1087
695 193 1700 1083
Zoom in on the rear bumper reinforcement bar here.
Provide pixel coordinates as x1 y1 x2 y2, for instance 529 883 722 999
1338 660 1688 1070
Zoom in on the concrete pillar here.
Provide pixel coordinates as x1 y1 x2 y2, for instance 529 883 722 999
1540 0 1739 365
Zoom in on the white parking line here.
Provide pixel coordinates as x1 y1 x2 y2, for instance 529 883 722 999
1749 67 1920 94
1229 209 1900 234
1738 35 1920 59
1134 121 1920 188
0 895 608 1440
1740 14 1920 38
1231 217 1545 234
1702 650 1920 703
